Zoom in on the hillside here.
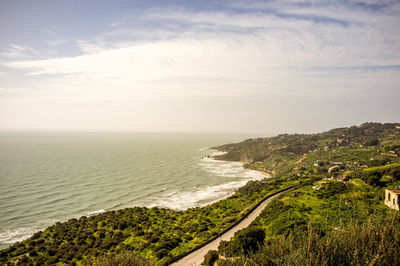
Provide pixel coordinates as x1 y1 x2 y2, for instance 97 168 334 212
209 122 400 265
1 122 400 265
215 122 400 176
0 175 298 265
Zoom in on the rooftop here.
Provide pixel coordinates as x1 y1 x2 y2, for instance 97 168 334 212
387 189 400 194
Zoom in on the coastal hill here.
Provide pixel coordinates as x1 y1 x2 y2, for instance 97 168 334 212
1 122 400 265
215 122 400 175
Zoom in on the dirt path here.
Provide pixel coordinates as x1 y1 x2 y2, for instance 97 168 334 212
295 154 307 164
170 190 289 266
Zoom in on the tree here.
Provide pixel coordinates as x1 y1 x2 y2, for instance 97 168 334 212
203 250 219 266
220 227 266 256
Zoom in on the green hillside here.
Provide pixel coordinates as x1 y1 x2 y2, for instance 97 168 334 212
1 122 400 265
210 122 400 265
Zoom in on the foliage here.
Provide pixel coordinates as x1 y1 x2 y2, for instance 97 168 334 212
364 162 400 179
0 177 295 265
222 214 400 266
218 227 265 256
214 122 400 177
203 250 219 266
2 122 400 265
314 181 348 199
214 123 400 264
91 252 153 266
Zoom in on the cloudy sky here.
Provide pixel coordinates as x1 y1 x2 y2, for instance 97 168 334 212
0 0 399 134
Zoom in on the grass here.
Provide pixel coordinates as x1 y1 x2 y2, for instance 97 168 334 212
3 122 400 265
0 177 298 265
219 213 400 266
214 175 400 265
349 178 371 190
363 162 400 172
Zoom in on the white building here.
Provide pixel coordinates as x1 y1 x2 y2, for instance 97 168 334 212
385 189 400 211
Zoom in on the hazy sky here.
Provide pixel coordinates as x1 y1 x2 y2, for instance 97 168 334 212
0 0 399 134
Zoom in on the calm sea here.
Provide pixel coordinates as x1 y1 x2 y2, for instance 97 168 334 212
0 133 265 250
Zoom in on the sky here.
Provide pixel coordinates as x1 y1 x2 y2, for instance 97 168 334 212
0 0 399 135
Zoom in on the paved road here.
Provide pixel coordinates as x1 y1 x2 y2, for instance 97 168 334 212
170 190 289 266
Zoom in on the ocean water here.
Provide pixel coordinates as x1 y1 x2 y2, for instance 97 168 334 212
0 133 265 250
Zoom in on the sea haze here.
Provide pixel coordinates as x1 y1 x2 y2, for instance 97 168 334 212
0 133 265 249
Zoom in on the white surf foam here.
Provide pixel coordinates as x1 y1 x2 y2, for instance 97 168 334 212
87 209 106 215
166 192 177 197
147 178 259 210
0 227 38 244
145 149 266 210
198 150 262 178
210 151 228 157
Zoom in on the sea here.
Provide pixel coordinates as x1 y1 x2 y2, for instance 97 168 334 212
0 132 266 250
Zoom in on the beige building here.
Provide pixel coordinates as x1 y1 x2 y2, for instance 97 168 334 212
385 189 400 211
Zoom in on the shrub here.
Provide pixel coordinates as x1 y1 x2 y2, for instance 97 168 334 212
222 227 265 256
47 248 57 256
156 236 181 252
118 220 128 230
361 172 381 186
19 255 29 263
364 138 379 146
31 231 42 240
235 214 400 266
29 250 38 257
155 248 169 259
315 181 348 199
92 252 153 266
0 250 7 258
203 250 219 266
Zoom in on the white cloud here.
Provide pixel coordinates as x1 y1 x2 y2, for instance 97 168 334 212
0 44 38 58
0 3 399 133
75 40 110 54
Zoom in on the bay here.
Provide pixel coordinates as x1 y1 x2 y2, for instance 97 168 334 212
0 133 264 249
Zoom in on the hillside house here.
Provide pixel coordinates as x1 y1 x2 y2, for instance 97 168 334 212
385 189 400 211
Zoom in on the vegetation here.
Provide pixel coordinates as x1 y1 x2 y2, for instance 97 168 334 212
203 250 219 266
2 122 400 265
215 122 400 176
91 252 153 266
0 177 295 265
218 227 265 256
219 214 400 265
210 122 400 265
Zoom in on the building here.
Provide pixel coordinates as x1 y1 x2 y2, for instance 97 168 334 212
384 189 400 211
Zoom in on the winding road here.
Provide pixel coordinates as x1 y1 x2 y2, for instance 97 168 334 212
170 189 290 266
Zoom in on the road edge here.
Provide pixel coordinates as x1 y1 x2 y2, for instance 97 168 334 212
165 184 298 265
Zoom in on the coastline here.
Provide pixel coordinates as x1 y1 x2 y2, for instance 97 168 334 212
255 169 271 178
3 124 399 264
202 168 270 207
198 151 270 207
0 147 266 250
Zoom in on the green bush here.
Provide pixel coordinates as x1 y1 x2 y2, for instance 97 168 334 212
315 181 348 199
220 227 265 256
155 248 169 259
364 138 380 146
361 172 382 186
232 215 400 266
92 252 153 266
203 250 219 266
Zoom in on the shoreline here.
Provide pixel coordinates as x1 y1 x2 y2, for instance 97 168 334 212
198 152 270 207
255 169 271 178
0 149 267 250
202 168 270 207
